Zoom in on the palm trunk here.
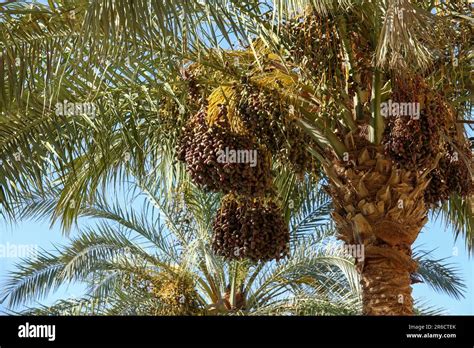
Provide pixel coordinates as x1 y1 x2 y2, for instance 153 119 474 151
360 242 417 315
326 133 428 315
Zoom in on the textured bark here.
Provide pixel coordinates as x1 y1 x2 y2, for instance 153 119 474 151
326 133 429 315
360 243 417 315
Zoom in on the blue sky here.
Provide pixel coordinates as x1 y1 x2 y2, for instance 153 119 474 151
0 215 472 314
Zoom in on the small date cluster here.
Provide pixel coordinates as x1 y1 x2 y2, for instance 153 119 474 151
151 271 199 315
212 194 289 262
425 139 473 205
382 75 473 205
177 105 273 196
131 269 200 315
284 13 341 77
382 76 447 171
236 81 317 175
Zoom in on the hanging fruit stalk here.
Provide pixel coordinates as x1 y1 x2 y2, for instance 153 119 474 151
382 76 450 171
212 194 289 262
425 139 473 204
132 269 200 315
235 81 318 175
176 104 273 196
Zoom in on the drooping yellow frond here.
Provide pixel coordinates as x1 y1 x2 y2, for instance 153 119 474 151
206 85 248 134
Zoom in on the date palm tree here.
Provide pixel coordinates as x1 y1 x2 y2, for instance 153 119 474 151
0 0 472 314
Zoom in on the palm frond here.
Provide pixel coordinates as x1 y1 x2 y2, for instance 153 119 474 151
413 248 466 300
432 195 474 253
